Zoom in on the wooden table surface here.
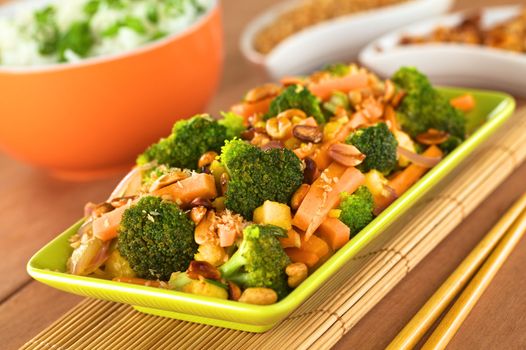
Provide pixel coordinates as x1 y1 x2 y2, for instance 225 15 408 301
1 0 526 349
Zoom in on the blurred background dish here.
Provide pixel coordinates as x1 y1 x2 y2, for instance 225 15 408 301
240 0 453 80
0 0 223 180
360 6 526 97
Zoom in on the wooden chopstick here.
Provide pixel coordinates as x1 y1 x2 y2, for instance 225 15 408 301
421 201 526 349
387 192 526 350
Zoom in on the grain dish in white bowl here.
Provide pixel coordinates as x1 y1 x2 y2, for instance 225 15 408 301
240 0 453 80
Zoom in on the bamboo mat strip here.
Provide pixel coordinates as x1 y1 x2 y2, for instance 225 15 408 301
22 107 526 350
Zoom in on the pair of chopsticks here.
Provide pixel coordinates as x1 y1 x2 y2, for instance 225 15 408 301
387 192 526 350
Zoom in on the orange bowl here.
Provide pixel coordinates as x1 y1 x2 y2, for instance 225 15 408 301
0 1 223 180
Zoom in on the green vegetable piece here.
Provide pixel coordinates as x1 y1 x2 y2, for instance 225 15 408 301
59 21 94 62
264 85 325 124
219 224 291 299
323 62 350 77
339 186 374 234
323 91 350 114
34 6 60 55
347 123 398 175
137 114 228 170
220 139 303 220
118 196 197 280
392 67 466 153
219 111 247 139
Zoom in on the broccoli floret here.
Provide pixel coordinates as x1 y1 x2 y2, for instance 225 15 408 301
346 123 398 175
339 186 375 234
219 111 247 139
323 62 350 77
137 114 228 170
118 196 197 280
392 67 466 151
219 224 291 299
264 85 325 124
220 139 303 219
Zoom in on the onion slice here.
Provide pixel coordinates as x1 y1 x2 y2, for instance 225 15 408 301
108 164 149 201
397 146 442 168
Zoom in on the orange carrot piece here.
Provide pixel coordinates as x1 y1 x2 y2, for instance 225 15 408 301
279 229 301 248
112 277 164 288
308 73 369 100
389 146 444 197
93 204 130 241
300 234 330 259
219 227 237 248
292 162 365 240
317 217 351 250
230 97 273 120
153 173 217 206
450 94 476 112
285 248 320 268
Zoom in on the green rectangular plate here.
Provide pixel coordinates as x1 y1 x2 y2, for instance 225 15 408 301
27 87 515 333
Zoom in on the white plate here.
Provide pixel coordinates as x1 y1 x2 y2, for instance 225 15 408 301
240 0 453 80
359 6 526 97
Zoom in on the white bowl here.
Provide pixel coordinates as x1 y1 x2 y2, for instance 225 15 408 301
359 6 526 97
240 0 453 80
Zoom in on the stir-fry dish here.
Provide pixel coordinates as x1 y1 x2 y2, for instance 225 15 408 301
0 0 210 66
400 9 526 53
68 64 474 305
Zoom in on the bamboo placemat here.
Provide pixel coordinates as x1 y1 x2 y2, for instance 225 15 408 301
22 107 526 350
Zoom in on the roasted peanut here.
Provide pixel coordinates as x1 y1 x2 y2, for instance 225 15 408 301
291 184 311 210
303 157 319 184
194 211 217 245
286 262 308 288
148 170 189 192
190 206 207 225
228 281 242 301
328 143 365 167
266 116 293 140
276 108 307 120
245 83 281 103
91 202 115 218
187 261 221 281
238 288 278 305
293 125 323 143
198 151 218 169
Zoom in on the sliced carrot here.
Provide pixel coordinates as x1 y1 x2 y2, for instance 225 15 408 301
300 233 330 259
292 162 365 240
285 248 319 268
389 145 443 197
153 173 217 206
279 229 301 248
280 76 306 86
311 140 336 170
93 204 130 241
317 217 351 250
230 97 273 121
308 73 369 101
450 94 476 112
